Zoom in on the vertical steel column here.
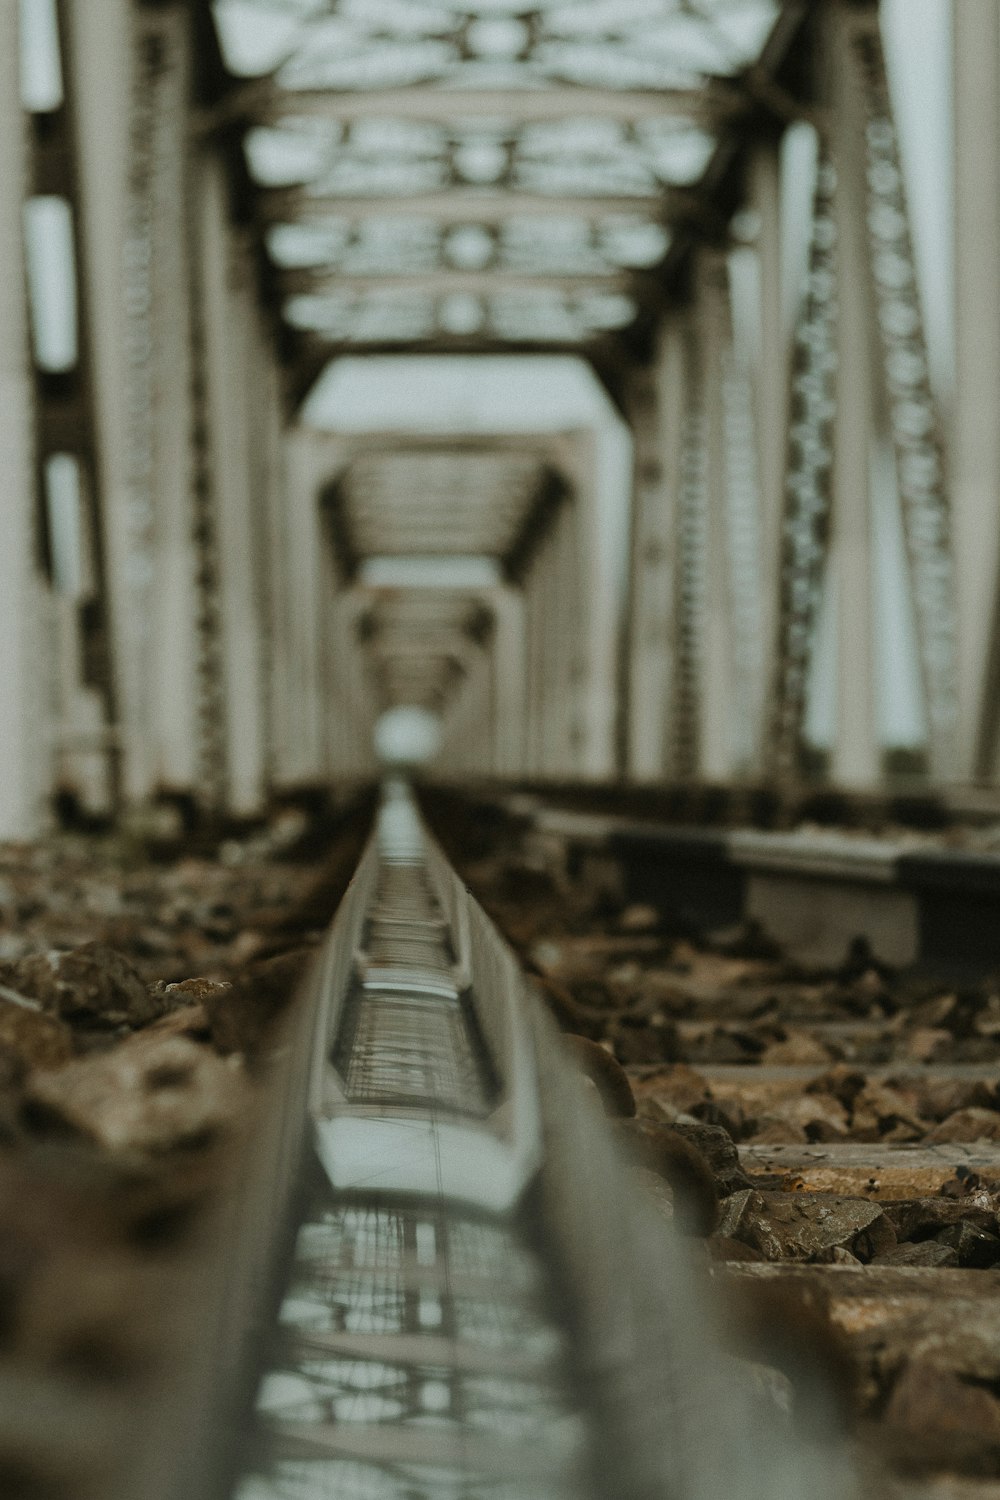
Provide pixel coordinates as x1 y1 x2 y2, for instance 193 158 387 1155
854 18 956 780
337 589 374 778
721 275 765 771
253 335 286 787
527 542 547 776
35 0 124 813
144 3 201 795
558 427 617 777
748 139 789 768
283 432 326 783
317 493 374 781
537 525 559 774
623 328 680 780
766 145 838 782
953 0 1000 779
60 0 138 803
243 295 282 789
473 638 495 773
550 500 578 774
530 526 550 775
490 585 527 776
436 635 489 775
0 0 46 836
195 155 266 815
698 249 737 780
668 312 706 779
828 1 880 787
521 555 539 775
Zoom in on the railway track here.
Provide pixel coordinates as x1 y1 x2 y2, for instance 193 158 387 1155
424 784 1000 1499
7 779 1000 1497
137 780 861 1500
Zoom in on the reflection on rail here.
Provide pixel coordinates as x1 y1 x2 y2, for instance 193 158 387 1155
233 782 860 1500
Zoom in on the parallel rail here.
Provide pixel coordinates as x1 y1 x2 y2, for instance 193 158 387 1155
425 783 1000 972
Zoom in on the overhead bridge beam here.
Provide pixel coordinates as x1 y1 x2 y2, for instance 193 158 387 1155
283 268 651 299
205 82 742 130
259 189 689 225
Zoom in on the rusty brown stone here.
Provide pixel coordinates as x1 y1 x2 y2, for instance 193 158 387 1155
883 1198 998 1243
849 1080 926 1141
875 1240 960 1268
760 1028 835 1067
611 1018 679 1066
748 1092 849 1142
926 1108 1000 1144
806 1065 867 1109
660 1119 751 1197
0 997 72 1073
629 1062 712 1118
715 1188 896 1263
916 1077 998 1122
746 1117 809 1145
617 903 660 933
935 1221 1000 1268
163 977 232 1003
22 1033 247 1155
202 948 314 1056
0 944 162 1029
883 1362 1000 1473
144 1003 211 1042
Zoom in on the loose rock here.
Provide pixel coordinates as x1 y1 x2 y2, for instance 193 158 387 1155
22 1033 246 1154
926 1108 1000 1144
715 1189 896 1263
0 944 161 1030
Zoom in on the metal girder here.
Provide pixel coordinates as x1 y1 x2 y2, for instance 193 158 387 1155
206 82 742 131
369 640 474 660
853 18 956 778
766 145 837 781
259 188 685 225
333 431 559 457
282 267 651 298
953 0 1000 779
294 331 617 359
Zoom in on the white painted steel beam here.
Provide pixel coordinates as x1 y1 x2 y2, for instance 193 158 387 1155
61 0 137 803
283 269 646 299
697 250 738 781
196 155 268 815
523 544 542 775
747 140 788 771
146 5 202 795
491 585 527 775
552 428 618 778
548 500 577 773
953 0 1000 780
233 83 737 128
275 430 332 785
260 189 673 225
0 0 47 836
828 3 879 788
623 324 682 779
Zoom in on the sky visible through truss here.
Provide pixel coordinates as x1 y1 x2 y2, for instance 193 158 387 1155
18 0 954 747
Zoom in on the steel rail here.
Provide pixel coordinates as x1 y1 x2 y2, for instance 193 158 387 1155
140 779 858 1500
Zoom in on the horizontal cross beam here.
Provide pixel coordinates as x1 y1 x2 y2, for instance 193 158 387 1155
282 267 651 298
209 81 741 129
259 188 684 224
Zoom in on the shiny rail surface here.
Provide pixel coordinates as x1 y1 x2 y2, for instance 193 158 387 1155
217 781 860 1500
